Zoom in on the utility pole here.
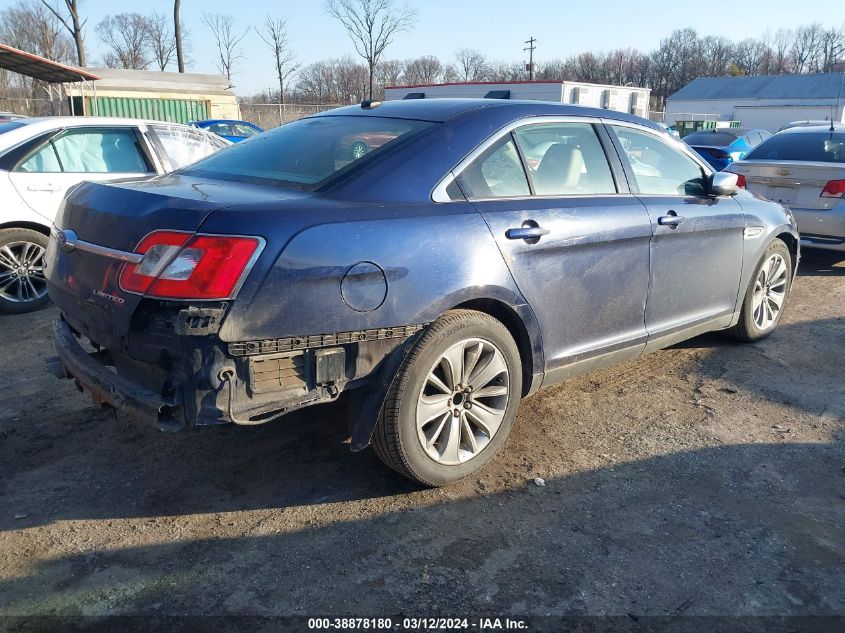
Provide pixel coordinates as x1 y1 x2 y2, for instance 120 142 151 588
524 37 537 81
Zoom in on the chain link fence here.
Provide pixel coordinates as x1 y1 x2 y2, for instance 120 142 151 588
0 97 69 117
238 103 344 129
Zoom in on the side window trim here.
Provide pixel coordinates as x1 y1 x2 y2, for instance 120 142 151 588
509 131 536 196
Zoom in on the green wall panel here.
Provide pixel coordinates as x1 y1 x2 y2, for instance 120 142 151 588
87 97 209 123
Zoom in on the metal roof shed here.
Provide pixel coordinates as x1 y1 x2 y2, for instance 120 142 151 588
63 68 240 123
0 43 101 115
666 73 845 132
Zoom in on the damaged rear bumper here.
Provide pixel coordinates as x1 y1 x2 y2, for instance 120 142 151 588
50 317 182 428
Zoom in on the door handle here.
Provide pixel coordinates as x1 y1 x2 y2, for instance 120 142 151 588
506 226 551 242
27 184 61 192
657 211 684 227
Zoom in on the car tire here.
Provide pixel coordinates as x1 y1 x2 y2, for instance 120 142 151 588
727 238 792 343
372 309 522 486
0 227 51 314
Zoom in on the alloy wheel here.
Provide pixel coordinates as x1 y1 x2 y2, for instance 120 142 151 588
752 253 788 331
0 240 47 304
416 338 510 465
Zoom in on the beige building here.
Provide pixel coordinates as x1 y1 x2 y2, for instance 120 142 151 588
64 67 239 123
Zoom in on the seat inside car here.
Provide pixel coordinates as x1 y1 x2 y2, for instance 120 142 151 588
535 143 584 194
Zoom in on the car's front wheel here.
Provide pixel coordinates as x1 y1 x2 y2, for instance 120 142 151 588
373 310 522 486
0 227 50 314
728 238 793 342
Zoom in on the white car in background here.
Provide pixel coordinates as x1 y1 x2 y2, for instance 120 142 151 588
725 124 845 255
0 117 230 313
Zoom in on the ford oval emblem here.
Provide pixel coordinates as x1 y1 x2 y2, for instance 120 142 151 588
776 168 791 177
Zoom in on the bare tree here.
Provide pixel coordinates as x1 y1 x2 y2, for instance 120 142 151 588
326 0 416 100
791 23 824 73
174 0 185 72
147 12 177 71
455 47 487 81
820 26 845 72
41 0 85 66
376 58 404 88
257 16 299 104
1 0 73 62
96 13 151 70
202 13 249 82
403 55 442 85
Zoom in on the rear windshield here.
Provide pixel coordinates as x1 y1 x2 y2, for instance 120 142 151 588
183 115 434 188
684 132 737 146
745 131 845 163
0 121 26 135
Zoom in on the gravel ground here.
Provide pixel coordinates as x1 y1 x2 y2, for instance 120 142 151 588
0 251 843 621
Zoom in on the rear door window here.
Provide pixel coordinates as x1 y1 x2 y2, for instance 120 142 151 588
611 125 707 196
456 136 530 199
16 127 151 173
513 122 616 195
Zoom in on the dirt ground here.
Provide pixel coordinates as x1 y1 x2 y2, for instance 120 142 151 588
0 251 843 622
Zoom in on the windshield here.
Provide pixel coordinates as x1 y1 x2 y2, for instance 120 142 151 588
684 132 738 146
184 115 435 188
0 121 26 135
746 131 845 163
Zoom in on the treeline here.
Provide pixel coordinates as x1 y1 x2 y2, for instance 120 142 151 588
282 24 845 107
1 0 844 116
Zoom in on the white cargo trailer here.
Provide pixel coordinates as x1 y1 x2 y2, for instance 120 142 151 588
384 81 651 118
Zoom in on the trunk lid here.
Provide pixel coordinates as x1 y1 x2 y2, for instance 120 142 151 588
729 160 845 210
45 173 312 345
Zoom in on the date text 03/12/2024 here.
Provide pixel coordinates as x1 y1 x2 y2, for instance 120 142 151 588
307 617 529 630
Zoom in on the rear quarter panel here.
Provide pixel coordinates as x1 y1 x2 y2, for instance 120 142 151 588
205 201 540 358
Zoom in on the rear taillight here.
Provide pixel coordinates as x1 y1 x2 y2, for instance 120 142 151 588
735 174 747 189
821 179 845 198
119 230 262 299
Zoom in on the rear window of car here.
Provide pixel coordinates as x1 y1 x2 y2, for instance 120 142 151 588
684 132 737 146
183 115 435 188
746 131 845 163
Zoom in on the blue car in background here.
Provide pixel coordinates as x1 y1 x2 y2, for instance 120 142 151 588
189 119 264 143
684 128 771 171
45 100 798 485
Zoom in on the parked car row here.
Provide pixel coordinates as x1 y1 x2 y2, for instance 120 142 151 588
680 122 843 254
726 124 845 253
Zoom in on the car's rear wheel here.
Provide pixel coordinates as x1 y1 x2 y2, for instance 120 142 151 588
0 228 50 314
372 310 522 486
728 238 792 342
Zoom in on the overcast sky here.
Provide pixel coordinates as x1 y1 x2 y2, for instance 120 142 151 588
75 0 844 95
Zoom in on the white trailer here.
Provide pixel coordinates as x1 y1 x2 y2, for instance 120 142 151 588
384 81 651 118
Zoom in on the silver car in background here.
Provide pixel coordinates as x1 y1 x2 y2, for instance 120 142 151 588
726 124 845 253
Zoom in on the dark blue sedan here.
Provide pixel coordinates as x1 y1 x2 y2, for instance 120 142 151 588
684 128 771 171
45 100 798 485
189 119 264 143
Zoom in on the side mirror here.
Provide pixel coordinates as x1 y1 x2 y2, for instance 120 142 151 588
709 171 739 196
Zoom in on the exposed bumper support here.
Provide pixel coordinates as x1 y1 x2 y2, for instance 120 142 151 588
50 318 182 428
